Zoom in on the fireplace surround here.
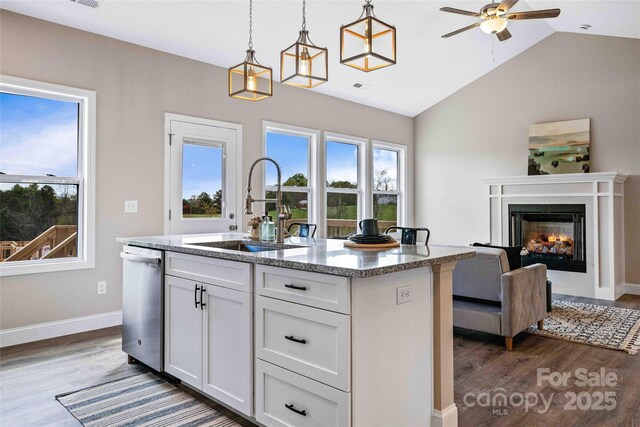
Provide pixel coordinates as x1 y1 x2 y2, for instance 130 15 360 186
485 172 627 300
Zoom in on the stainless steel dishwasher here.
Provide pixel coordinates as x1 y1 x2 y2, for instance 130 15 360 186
121 245 164 371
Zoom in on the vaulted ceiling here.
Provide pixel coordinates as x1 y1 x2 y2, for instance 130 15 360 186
2 1 638 116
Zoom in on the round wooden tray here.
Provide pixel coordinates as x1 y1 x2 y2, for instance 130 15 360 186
343 239 400 249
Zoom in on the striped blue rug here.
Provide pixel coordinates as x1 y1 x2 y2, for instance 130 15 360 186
56 372 241 427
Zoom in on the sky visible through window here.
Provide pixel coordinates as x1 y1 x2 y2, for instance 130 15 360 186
0 92 78 177
374 147 399 191
266 132 309 186
327 141 358 186
182 143 223 200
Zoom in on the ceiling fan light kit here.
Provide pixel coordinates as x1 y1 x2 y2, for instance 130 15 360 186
340 0 396 72
440 0 560 42
281 0 328 88
480 16 508 34
228 0 273 101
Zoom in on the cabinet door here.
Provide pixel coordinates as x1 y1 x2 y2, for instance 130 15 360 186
202 284 253 416
164 275 203 388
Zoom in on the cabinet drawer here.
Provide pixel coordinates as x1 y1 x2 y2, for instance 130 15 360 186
256 296 350 391
165 251 251 292
256 265 350 313
256 360 351 427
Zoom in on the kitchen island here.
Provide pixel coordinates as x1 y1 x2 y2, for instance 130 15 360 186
117 233 474 427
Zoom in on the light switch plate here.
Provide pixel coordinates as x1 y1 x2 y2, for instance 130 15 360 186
124 200 138 213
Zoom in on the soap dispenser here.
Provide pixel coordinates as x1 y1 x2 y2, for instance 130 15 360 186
261 212 275 242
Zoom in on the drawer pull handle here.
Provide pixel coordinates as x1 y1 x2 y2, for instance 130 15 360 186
194 285 200 309
285 335 307 344
285 403 307 416
284 284 307 291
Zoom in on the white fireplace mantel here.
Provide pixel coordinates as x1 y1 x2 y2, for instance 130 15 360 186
484 172 628 300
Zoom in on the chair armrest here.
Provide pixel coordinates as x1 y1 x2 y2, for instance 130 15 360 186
500 263 547 337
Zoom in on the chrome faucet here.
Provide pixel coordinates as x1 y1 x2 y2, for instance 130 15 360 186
244 157 292 243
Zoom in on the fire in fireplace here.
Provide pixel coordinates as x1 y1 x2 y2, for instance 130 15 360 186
509 204 586 273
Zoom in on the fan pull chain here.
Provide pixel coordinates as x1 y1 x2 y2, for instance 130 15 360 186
491 36 496 64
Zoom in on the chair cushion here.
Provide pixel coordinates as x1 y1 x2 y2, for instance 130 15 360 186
472 243 522 271
453 247 508 302
453 299 502 335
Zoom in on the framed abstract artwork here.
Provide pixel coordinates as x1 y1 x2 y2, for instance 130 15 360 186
528 118 590 175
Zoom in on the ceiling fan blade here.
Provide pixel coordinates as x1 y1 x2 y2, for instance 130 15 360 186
496 28 512 41
506 9 561 20
441 22 482 38
497 0 519 14
439 7 481 17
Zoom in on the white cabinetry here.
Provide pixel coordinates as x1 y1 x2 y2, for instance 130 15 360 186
164 252 253 416
255 266 352 427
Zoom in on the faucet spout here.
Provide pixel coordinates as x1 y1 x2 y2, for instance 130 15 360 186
245 157 291 243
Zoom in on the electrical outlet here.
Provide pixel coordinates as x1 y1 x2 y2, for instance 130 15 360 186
124 200 138 213
97 281 107 295
396 285 413 305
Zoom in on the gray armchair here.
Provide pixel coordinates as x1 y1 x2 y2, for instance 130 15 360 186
452 247 547 351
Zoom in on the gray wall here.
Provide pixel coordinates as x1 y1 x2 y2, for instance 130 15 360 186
414 32 640 285
0 11 414 329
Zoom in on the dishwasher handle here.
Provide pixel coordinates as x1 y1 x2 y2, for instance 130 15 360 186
121 252 162 265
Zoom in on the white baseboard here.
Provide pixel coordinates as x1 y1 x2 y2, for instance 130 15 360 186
0 310 122 348
432 404 458 427
625 283 640 296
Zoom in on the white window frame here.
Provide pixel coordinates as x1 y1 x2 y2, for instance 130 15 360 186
323 133 367 238
0 75 96 276
372 140 407 228
262 121 319 228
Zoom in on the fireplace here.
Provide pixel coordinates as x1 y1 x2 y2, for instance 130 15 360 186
509 204 586 273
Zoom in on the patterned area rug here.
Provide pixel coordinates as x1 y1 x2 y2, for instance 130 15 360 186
526 299 640 354
56 372 241 427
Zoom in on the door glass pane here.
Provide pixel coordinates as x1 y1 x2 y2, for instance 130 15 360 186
327 192 358 237
0 92 79 177
265 132 309 187
374 193 398 229
0 182 78 262
373 148 398 191
326 141 358 189
182 141 223 218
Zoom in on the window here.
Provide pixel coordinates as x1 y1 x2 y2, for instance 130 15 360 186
0 76 95 276
181 141 223 219
325 137 363 237
263 121 407 238
264 124 316 228
373 144 402 230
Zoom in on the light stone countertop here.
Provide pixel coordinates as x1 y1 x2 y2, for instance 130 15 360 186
116 233 476 278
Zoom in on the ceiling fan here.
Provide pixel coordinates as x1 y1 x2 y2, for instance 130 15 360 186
440 0 560 41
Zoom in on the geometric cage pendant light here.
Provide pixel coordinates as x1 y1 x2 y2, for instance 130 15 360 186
228 0 273 101
280 0 328 88
340 0 396 72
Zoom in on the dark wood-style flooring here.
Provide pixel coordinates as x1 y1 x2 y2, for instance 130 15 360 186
1 294 639 426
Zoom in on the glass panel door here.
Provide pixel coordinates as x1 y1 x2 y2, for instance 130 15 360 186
169 120 238 235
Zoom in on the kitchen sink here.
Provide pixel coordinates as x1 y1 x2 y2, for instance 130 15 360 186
192 240 304 253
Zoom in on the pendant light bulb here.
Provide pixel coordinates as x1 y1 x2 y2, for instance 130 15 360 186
299 48 311 75
363 21 371 55
246 66 257 91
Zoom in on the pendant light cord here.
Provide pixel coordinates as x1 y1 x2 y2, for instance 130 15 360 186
248 0 253 50
301 0 306 30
